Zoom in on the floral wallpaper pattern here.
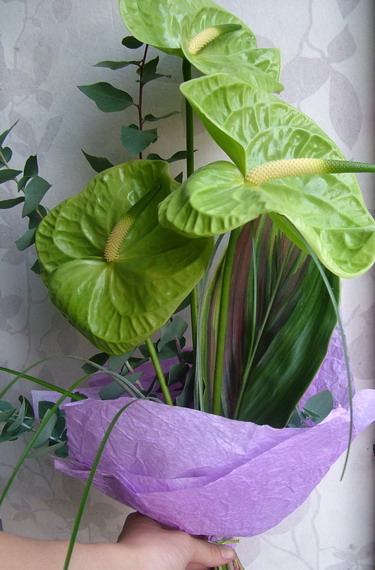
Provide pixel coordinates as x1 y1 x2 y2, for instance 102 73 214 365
0 1 374 568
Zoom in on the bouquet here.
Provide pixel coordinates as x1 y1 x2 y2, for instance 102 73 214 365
1 1 374 568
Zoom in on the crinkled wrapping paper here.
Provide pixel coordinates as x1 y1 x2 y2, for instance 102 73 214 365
53 332 375 537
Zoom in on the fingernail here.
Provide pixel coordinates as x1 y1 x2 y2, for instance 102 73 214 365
220 546 235 560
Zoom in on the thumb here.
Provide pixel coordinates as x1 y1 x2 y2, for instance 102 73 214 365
188 537 235 567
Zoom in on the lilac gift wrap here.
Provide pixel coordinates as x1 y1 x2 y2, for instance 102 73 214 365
55 383 375 536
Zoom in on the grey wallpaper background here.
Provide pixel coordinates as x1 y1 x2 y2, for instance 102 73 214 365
0 1 374 568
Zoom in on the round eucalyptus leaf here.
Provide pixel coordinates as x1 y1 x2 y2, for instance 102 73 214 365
36 160 213 354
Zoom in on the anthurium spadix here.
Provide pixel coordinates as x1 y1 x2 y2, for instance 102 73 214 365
159 73 375 278
36 160 213 355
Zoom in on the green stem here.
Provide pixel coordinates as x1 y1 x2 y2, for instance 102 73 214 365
212 228 242 415
182 57 198 352
146 338 173 406
63 400 139 569
0 366 83 401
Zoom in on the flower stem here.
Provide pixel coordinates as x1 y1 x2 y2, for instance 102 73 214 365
146 338 173 405
212 228 242 416
182 57 199 351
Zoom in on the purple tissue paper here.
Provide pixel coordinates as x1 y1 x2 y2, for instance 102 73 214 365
54 332 375 537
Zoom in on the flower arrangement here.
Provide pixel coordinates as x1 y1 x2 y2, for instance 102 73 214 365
1 1 374 568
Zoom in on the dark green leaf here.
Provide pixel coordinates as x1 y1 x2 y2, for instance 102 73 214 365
38 400 59 419
53 444 69 458
120 125 158 154
82 150 114 173
0 401 16 423
24 155 38 178
127 356 149 369
122 36 143 49
157 337 186 359
51 415 66 440
303 390 334 423
287 408 305 428
138 56 170 84
174 172 183 183
176 367 195 407
0 147 12 166
6 397 28 434
28 206 47 229
28 440 67 458
107 350 135 371
22 176 51 217
31 413 58 448
168 362 189 385
0 169 21 183
181 350 194 364
17 175 29 191
139 343 150 359
99 381 126 400
94 60 139 70
0 121 18 148
15 228 36 251
147 150 188 163
30 259 41 274
82 352 109 374
0 197 24 209
159 316 188 350
144 111 179 122
78 82 134 112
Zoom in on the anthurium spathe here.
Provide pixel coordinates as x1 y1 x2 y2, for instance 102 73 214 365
180 7 282 93
159 74 375 278
118 0 217 55
36 160 213 354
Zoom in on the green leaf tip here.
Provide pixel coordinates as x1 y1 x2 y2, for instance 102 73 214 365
188 24 242 55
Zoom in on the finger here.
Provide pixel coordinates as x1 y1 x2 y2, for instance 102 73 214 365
187 537 235 567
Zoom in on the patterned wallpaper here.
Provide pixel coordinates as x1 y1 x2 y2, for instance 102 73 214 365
0 1 374 568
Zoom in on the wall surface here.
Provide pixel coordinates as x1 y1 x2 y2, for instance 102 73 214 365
0 1 374 568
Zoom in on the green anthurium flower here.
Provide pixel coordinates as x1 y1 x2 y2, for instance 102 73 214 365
119 0 282 92
158 74 375 279
36 160 213 354
181 7 283 93
118 0 217 55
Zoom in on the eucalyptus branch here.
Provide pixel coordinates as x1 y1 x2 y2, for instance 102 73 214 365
136 43 149 158
0 146 45 221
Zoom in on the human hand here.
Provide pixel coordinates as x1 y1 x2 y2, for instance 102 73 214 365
115 512 236 570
